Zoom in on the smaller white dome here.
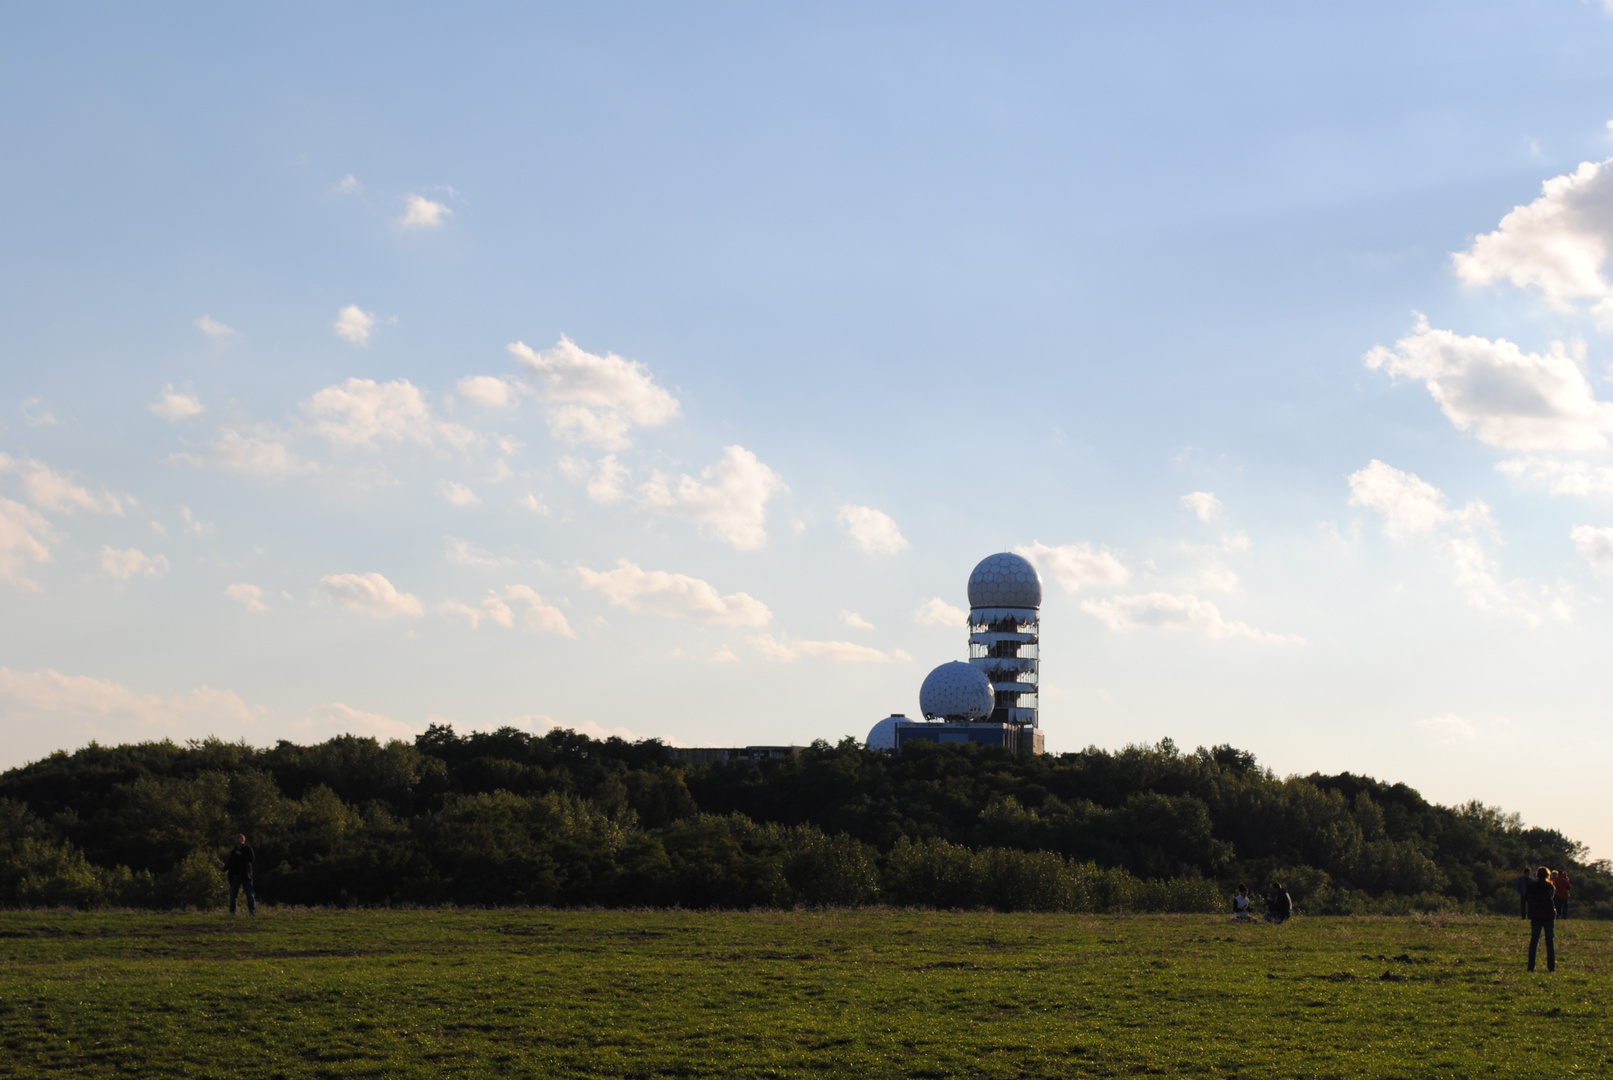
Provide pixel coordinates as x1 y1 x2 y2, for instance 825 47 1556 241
919 662 995 721
866 714 906 751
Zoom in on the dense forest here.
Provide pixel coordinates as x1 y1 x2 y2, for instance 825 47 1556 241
1 726 1607 916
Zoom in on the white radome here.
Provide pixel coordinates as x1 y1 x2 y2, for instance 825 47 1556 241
919 661 995 721
967 552 1043 610
866 714 905 751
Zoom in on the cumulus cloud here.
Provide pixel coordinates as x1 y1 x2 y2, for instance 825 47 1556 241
314 572 423 618
518 493 549 515
749 634 900 663
1016 541 1131 592
302 378 477 454
1365 318 1613 451
1496 457 1613 498
1081 592 1297 642
439 480 480 506
225 583 271 613
0 497 50 590
101 547 168 580
1571 524 1613 578
508 336 680 450
1181 491 1222 521
913 597 966 626
0 667 259 760
1452 158 1613 323
577 559 771 627
1349 460 1559 623
0 454 123 514
400 194 452 229
457 375 521 409
150 385 205 422
560 455 630 504
444 585 575 637
709 645 739 664
334 305 377 346
644 446 785 550
1416 713 1478 745
840 611 875 631
171 426 314 477
18 397 56 426
195 315 235 338
444 536 511 567
837 504 908 555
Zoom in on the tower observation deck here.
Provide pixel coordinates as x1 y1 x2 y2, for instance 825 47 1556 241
966 552 1040 728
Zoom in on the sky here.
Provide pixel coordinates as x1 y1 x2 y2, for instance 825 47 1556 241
4 3 1613 855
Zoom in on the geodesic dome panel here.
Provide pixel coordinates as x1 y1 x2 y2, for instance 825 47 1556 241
866 715 904 751
967 552 1042 610
919 661 995 721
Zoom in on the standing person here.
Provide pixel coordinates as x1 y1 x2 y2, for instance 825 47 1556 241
1233 883 1252 921
1525 866 1556 972
225 834 256 916
1514 867 1533 918
1551 869 1571 919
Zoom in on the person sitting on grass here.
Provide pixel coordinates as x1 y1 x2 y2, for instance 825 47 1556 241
1232 883 1253 921
226 833 257 917
1263 883 1292 924
1551 869 1571 919
1526 866 1557 972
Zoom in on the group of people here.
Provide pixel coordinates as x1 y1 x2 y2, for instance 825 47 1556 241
1232 882 1290 923
1514 866 1571 920
1518 865 1566 972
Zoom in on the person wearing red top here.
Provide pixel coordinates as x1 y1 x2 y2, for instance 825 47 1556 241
1550 869 1571 919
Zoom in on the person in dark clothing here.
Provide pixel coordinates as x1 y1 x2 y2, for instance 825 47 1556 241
1514 868 1533 919
1263 882 1292 924
1525 866 1556 972
225 834 256 916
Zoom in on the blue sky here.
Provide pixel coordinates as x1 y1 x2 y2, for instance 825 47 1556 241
5 3 1613 854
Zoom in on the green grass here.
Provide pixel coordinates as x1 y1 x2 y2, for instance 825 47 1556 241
0 909 1606 1079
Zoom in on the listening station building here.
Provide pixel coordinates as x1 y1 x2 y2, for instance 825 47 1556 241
867 552 1045 755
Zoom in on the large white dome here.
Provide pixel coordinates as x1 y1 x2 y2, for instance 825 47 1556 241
919 662 995 721
866 714 905 751
967 552 1042 609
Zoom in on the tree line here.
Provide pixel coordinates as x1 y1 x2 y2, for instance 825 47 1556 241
0 726 1605 915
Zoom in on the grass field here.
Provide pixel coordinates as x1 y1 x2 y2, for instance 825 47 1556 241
0 909 1607 1079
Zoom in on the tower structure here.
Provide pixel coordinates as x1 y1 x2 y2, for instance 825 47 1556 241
966 552 1040 729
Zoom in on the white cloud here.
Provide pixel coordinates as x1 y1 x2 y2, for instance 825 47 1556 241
335 174 361 193
840 610 875 631
195 315 235 338
518 493 549 515
457 375 520 409
172 426 314 477
0 497 50 590
644 446 785 550
302 378 477 453
1016 541 1131 592
101 547 168 580
1365 318 1613 451
1452 158 1613 323
334 305 377 346
749 634 901 663
1080 592 1298 642
709 645 739 664
1571 524 1613 578
1415 713 1477 745
19 397 56 426
1497 457 1613 498
0 454 123 514
400 194 452 229
314 572 423 618
1349 460 1560 623
444 585 575 637
578 559 771 627
225 583 270 613
560 454 629 504
179 505 211 536
1181 491 1222 521
444 537 511 567
508 336 680 450
297 702 416 741
837 504 908 555
913 597 966 626
150 384 205 422
0 666 259 758
439 480 480 506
